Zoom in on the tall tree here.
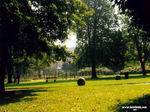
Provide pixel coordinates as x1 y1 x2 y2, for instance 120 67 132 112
118 15 150 76
102 31 127 72
127 27 150 76
75 0 125 78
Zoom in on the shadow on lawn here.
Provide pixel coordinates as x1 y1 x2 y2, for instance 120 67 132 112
0 88 49 106
6 80 77 87
115 94 150 112
86 74 150 81
6 81 50 87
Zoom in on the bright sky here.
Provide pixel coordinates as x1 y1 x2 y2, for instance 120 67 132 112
65 32 77 48
55 32 77 48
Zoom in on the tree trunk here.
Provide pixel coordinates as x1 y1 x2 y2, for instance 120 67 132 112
90 14 97 79
0 46 7 93
140 60 146 76
38 70 41 79
7 46 13 83
0 71 5 93
8 74 13 83
90 32 97 79
7 62 13 83
65 71 67 80
91 62 97 79
17 75 20 84
133 34 146 76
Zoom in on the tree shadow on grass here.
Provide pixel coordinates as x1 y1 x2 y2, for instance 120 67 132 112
6 81 50 87
6 80 77 87
0 88 49 106
115 94 150 112
86 74 150 81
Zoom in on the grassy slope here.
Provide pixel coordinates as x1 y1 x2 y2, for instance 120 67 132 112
1 76 150 112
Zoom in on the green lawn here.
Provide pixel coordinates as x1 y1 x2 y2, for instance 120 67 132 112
1 76 150 112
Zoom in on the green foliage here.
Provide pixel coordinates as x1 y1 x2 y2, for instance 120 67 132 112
127 27 150 62
124 25 150 75
121 65 150 74
75 0 127 72
0 0 91 91
113 14 150 75
0 0 90 61
102 31 127 71
28 54 51 72
62 62 77 72
68 0 94 30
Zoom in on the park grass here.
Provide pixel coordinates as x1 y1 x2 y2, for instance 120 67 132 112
1 75 150 112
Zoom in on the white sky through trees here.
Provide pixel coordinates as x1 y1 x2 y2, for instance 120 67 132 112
55 32 77 48
65 32 77 48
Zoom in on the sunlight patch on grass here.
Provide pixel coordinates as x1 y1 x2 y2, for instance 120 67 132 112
1 77 150 112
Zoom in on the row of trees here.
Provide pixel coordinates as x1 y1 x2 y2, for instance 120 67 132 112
0 0 91 93
74 0 150 78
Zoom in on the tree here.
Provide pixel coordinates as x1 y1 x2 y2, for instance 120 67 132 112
127 27 150 76
102 31 127 72
118 15 150 76
26 55 50 79
75 0 126 78
28 50 69 79
0 0 89 93
112 0 150 33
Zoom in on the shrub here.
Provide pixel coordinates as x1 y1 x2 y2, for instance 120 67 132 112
77 77 86 86
124 72 129 79
115 74 121 80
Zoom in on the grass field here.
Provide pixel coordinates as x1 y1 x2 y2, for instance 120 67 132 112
1 75 150 112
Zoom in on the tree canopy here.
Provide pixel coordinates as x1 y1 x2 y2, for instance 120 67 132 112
75 0 127 78
113 0 150 32
0 0 91 93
